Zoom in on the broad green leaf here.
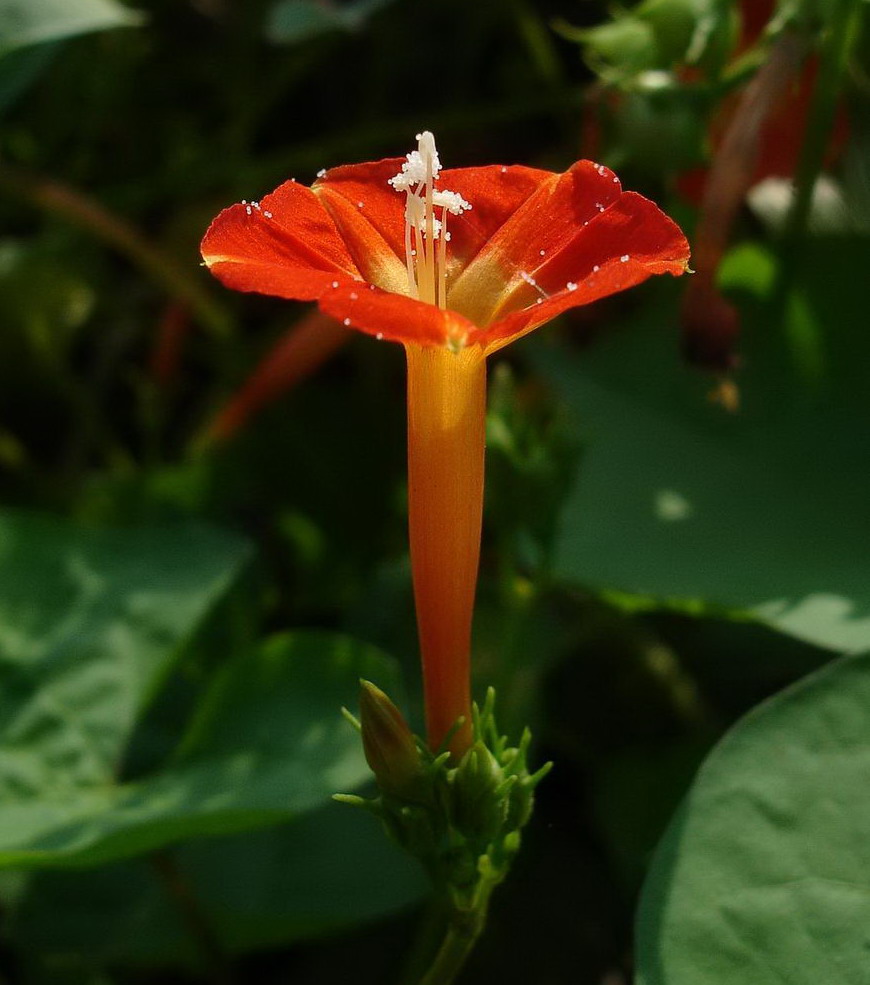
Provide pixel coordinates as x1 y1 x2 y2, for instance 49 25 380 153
8 804 424 966
0 0 143 55
266 0 394 43
0 510 252 795
636 651 870 985
534 239 870 653
0 631 402 868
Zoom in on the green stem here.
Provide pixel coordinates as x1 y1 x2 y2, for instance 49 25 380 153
773 0 861 306
151 851 236 985
0 165 232 341
417 918 483 985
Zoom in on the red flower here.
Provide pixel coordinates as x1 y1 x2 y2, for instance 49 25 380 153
202 133 689 755
201 138 688 354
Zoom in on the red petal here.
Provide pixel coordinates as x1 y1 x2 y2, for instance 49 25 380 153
471 192 690 353
435 164 555 272
201 181 361 300
318 282 474 348
447 160 624 325
313 158 410 294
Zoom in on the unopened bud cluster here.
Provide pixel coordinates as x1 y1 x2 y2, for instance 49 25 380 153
337 682 551 920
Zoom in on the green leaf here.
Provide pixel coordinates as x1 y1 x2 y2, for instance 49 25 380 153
534 239 870 653
0 0 143 55
265 0 394 44
7 803 424 966
0 510 252 790
0 629 402 868
636 651 870 985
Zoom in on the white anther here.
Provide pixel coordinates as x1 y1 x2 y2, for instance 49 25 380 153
316 168 327 178
620 254 630 262
343 318 351 326
566 282 578 291
432 189 472 215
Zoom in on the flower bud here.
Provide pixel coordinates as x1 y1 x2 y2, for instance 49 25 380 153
359 680 426 799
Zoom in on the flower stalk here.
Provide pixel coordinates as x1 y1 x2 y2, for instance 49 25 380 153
338 686 551 985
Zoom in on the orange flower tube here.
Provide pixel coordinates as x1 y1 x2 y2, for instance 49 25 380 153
406 343 486 754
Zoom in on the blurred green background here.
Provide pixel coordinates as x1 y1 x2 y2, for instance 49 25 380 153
1 0 869 983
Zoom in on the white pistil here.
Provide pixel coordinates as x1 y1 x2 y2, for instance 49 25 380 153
389 131 471 311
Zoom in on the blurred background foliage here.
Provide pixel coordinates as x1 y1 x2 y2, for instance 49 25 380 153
0 0 868 982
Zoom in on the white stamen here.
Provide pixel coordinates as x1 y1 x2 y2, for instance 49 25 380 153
593 265 600 272
620 254 630 262
263 211 273 218
566 282 578 291
331 281 339 288
389 131 473 314
343 318 351 326
316 168 327 178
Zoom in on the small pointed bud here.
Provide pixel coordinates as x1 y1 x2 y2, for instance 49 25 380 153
359 680 426 798
451 741 507 842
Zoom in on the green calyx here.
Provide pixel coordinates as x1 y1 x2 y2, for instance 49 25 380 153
335 685 552 925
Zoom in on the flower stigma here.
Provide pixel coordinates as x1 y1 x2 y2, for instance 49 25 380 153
389 132 472 314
